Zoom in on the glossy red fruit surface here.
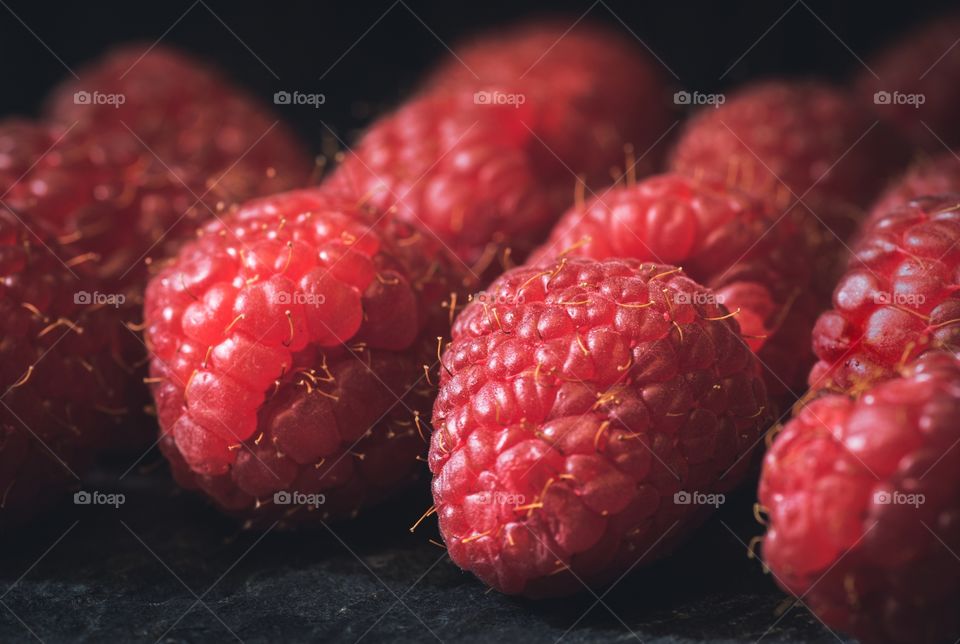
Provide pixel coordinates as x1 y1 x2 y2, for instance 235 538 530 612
429 257 769 595
760 351 960 644
529 173 823 402
327 93 568 272
809 195 960 395
145 189 466 524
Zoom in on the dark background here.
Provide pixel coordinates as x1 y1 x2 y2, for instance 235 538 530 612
0 1 955 642
1 0 957 145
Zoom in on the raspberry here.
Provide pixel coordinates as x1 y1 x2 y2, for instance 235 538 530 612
330 21 672 272
0 119 152 453
759 351 960 644
809 195 960 394
857 14 960 151
425 20 673 188
145 189 464 523
870 153 960 223
428 257 770 596
670 80 906 241
37 44 313 286
327 93 566 271
1 47 311 455
0 210 131 525
528 173 822 402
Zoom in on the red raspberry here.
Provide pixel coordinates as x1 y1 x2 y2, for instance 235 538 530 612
327 93 566 270
810 195 960 394
0 210 131 525
145 189 464 523
870 153 960 223
0 120 152 452
670 81 906 241
429 257 770 596
1 46 312 453
528 173 822 402
857 14 960 151
425 20 673 188
37 44 313 286
759 351 960 644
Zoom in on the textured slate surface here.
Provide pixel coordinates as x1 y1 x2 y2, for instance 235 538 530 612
0 459 845 643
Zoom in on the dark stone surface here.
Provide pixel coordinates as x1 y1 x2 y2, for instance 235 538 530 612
0 459 847 643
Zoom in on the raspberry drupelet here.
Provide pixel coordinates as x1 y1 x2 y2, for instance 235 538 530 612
810 195 960 395
428 257 770 596
759 351 960 644
145 189 468 524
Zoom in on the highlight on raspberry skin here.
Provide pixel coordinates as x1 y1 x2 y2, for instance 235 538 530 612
144 188 467 525
428 257 771 596
759 351 960 644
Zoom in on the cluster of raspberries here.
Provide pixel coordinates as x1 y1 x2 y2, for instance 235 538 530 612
0 45 311 523
5 13 960 644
